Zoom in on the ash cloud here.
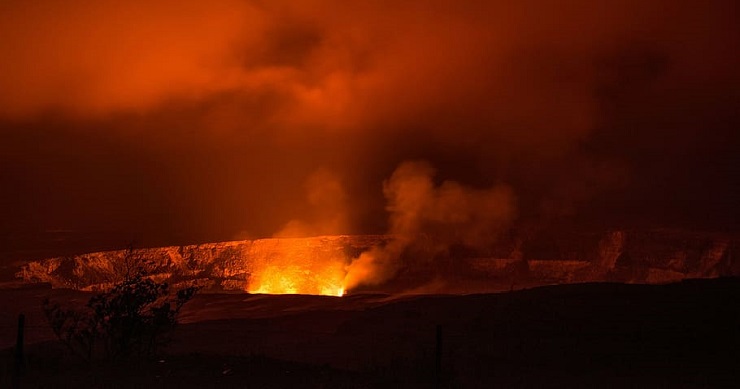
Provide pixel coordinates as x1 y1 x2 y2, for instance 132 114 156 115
0 1 738 252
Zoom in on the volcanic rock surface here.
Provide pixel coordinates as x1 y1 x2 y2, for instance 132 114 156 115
15 230 738 293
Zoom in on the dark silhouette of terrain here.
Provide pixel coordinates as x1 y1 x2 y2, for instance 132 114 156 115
2 277 739 388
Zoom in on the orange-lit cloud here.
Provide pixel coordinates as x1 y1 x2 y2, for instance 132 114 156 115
0 0 737 248
0 1 266 116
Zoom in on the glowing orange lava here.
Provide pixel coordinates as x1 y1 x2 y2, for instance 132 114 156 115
245 237 348 296
247 264 345 296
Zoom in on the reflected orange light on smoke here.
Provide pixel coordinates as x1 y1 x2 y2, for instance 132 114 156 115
245 237 348 296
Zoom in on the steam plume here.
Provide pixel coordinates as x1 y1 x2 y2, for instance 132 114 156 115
344 161 516 290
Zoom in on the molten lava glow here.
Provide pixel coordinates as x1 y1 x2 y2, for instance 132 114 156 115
248 265 345 296
245 237 348 296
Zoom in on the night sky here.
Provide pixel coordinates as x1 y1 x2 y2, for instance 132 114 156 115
1 0 738 252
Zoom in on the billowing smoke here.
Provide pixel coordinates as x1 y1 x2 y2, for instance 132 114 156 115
344 161 516 290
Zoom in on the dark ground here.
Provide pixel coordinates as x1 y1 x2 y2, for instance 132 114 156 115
2 278 739 388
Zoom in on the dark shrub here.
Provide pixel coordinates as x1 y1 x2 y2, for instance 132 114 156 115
43 272 198 361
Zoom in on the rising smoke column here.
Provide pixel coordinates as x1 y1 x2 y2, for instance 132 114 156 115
343 161 516 290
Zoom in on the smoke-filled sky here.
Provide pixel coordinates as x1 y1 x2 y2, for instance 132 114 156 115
1 0 738 250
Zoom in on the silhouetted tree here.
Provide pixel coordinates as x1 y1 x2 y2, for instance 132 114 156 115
43 266 198 361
